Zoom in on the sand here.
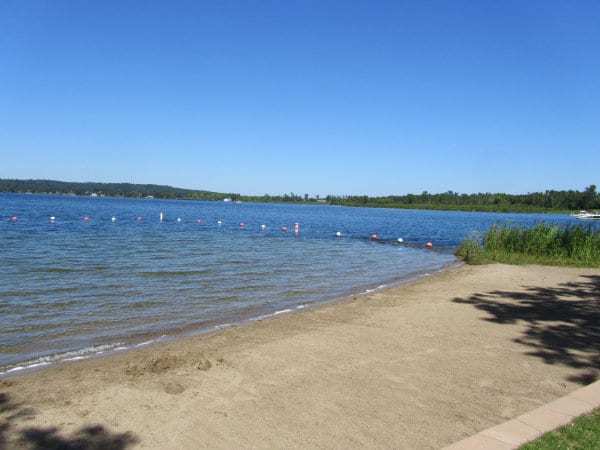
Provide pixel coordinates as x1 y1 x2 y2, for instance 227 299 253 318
1 263 599 449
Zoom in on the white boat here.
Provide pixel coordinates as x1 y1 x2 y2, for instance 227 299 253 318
572 210 600 220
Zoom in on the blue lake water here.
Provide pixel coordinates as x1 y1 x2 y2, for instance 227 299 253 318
0 193 582 374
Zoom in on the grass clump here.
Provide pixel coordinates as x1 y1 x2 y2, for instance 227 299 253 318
519 408 600 449
456 222 600 267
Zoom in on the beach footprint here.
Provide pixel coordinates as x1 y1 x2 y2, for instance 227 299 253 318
164 382 185 395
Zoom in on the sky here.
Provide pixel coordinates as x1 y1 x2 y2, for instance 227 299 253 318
1 1 599 197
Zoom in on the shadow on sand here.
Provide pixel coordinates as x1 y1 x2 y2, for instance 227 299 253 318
452 274 600 385
0 391 138 450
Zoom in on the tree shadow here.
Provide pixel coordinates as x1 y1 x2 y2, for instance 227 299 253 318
0 391 138 450
452 274 600 385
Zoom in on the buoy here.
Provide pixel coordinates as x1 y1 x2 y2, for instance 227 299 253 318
160 212 163 222
336 231 342 237
196 219 201 224
426 242 433 248
239 222 245 227
281 226 287 232
83 216 89 222
111 217 116 222
137 217 142 221
50 216 56 221
217 220 222 225
177 218 182 222
11 216 18 222
397 238 404 243
261 224 266 230
294 223 299 234
371 234 378 240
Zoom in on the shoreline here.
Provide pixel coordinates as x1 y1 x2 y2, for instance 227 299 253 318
2 263 599 449
0 258 460 378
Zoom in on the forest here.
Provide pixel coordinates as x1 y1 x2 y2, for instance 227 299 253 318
1 179 598 213
243 185 600 213
0 179 237 201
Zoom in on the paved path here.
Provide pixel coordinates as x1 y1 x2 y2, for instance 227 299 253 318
443 380 600 449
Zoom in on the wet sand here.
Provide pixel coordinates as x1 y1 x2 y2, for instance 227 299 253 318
1 263 599 449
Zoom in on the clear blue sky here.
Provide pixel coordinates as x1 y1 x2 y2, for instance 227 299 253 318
1 1 598 197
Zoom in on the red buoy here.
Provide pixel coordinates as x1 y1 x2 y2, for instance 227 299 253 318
11 216 18 222
239 222 245 227
137 216 142 221
281 226 287 232
83 216 89 222
371 234 378 240
426 242 433 248
196 219 201 224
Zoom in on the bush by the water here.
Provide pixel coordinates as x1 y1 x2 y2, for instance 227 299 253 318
456 223 600 267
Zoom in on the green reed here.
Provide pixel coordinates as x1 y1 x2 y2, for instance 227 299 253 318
456 222 600 267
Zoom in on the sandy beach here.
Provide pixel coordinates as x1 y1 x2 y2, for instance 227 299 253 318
1 263 599 449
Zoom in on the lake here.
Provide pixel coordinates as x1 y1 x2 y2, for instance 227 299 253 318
0 193 579 374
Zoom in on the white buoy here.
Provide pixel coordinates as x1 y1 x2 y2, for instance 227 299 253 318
336 231 342 236
397 238 404 243
261 224 266 230
217 220 222 225
177 218 182 222
111 217 116 222
50 216 56 222
160 212 163 222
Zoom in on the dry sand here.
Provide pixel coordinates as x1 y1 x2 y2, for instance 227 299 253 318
1 263 599 449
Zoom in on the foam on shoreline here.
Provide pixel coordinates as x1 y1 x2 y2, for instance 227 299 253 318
1 259 463 378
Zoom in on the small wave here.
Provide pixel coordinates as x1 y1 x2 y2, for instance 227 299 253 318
137 269 214 277
113 336 166 352
121 300 165 310
365 285 385 293
254 308 294 321
35 267 81 274
0 342 123 376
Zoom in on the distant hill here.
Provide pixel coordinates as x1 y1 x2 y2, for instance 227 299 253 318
2 178 598 213
0 178 239 201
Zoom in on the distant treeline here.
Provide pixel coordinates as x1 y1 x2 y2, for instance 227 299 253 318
241 185 600 213
0 179 239 201
1 179 598 213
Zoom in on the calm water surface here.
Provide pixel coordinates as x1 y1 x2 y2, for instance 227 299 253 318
0 194 580 374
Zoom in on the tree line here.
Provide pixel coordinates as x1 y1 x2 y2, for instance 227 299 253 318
0 178 238 201
242 185 599 213
1 179 598 213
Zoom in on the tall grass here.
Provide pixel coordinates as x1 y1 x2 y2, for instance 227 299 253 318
456 222 600 267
